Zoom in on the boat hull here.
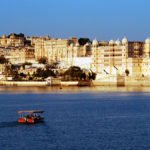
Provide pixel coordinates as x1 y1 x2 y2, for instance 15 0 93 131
18 117 44 124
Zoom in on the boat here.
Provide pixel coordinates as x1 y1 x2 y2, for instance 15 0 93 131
17 110 44 124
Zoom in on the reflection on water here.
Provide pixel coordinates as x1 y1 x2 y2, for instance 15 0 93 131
0 86 150 94
0 121 47 129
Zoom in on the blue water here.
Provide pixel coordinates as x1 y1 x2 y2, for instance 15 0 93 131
0 92 150 150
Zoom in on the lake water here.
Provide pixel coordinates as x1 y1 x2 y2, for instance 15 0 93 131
0 87 150 150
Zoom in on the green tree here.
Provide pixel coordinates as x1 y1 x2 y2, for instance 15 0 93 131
38 57 48 64
9 65 20 80
19 73 27 78
33 68 56 79
91 72 96 80
64 66 83 80
125 69 130 76
22 62 32 69
46 62 59 69
0 55 8 64
4 64 14 76
78 38 91 46
8 33 25 38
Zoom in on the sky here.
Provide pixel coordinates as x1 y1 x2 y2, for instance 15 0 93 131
0 0 150 41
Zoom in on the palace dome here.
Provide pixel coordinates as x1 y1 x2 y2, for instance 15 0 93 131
122 37 128 45
10 34 15 39
109 40 114 45
92 39 98 46
145 38 150 44
2 34 7 39
115 39 121 46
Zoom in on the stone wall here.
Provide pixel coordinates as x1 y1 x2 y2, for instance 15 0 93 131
93 76 150 87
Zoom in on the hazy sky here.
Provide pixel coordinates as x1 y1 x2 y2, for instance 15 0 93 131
0 0 150 41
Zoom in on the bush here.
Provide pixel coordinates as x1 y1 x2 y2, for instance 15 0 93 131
125 69 130 76
0 55 8 64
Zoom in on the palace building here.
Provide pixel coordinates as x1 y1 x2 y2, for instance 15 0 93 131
0 46 35 64
0 34 25 47
92 38 150 77
1 33 150 78
34 37 89 68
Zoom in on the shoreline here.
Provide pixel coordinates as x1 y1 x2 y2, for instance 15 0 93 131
1 80 150 87
1 85 150 94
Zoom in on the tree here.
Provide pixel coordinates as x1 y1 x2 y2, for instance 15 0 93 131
33 68 56 79
64 66 83 80
8 33 25 38
38 57 48 64
64 66 97 81
0 55 8 64
22 62 32 69
46 62 59 69
78 38 91 46
91 72 96 80
4 64 13 76
125 69 130 76
19 73 26 78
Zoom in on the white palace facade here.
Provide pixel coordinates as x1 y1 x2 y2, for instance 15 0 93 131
34 37 92 68
34 36 150 77
92 38 150 77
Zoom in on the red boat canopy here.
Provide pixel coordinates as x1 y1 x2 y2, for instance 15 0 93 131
17 110 44 114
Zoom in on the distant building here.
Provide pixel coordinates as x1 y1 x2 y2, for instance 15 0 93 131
0 33 25 47
0 47 35 64
91 38 128 75
34 38 78 67
25 47 35 63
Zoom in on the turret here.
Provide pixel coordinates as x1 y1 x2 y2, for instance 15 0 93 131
143 38 150 58
92 39 98 47
122 37 128 45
